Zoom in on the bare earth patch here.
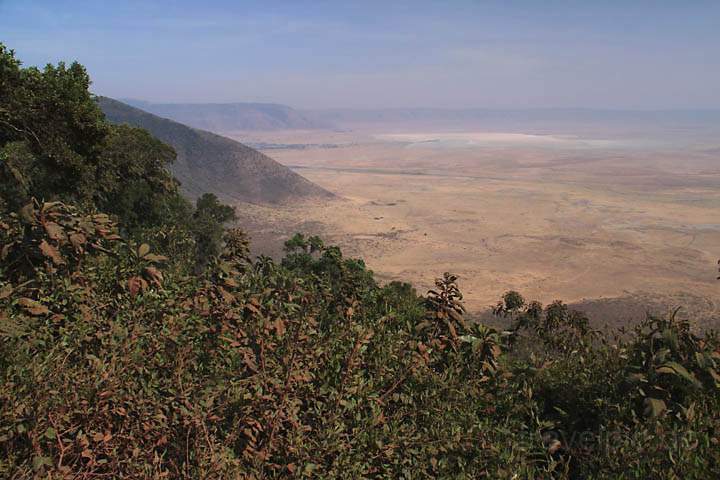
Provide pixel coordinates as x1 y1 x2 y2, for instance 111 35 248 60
230 130 720 329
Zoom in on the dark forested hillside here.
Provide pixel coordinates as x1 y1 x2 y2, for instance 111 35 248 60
2 44 719 480
98 97 333 204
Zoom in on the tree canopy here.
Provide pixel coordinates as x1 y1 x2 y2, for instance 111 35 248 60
0 43 235 270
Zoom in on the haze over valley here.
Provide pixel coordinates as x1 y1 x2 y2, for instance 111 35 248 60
119 99 720 327
236 121 720 327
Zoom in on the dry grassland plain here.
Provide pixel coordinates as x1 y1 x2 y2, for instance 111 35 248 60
228 128 720 328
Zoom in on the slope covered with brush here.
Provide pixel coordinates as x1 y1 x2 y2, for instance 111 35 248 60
98 97 333 204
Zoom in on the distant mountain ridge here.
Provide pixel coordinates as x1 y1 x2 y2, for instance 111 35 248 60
301 108 720 139
303 107 720 124
122 99 330 132
98 97 333 204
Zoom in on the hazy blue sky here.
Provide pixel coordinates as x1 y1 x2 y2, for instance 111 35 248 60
2 0 719 109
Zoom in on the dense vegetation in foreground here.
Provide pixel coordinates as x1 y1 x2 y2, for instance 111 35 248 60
1 44 720 479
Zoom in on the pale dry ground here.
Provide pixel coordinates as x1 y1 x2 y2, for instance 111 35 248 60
229 129 720 326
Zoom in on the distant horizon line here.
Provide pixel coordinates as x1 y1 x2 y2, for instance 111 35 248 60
113 97 720 113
